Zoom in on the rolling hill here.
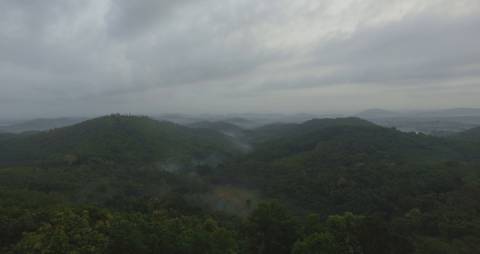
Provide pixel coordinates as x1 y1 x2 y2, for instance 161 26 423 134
0 114 240 166
355 109 401 119
247 117 381 143
215 118 467 214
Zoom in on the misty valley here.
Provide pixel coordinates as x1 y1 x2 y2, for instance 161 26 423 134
0 113 479 253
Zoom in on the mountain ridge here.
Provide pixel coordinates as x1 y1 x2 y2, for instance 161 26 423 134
0 114 239 166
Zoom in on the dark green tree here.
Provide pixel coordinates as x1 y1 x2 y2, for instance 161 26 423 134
246 202 298 254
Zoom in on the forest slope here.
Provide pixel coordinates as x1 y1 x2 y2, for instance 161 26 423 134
0 114 239 166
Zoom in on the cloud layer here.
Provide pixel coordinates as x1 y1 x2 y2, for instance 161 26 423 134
1 0 479 117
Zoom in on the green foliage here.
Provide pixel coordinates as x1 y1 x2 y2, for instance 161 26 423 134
13 208 109 254
294 213 414 254
292 232 336 254
3 207 239 254
245 202 298 254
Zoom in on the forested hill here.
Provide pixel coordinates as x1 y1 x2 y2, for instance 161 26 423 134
215 117 472 214
0 114 239 165
246 117 376 142
245 117 461 161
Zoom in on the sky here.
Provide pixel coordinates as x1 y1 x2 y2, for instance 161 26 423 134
1 0 480 118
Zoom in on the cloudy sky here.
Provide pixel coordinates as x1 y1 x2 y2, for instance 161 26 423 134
1 0 480 118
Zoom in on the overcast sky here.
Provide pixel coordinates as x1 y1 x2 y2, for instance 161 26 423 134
1 0 480 118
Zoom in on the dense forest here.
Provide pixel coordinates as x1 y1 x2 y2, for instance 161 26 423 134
1 114 480 253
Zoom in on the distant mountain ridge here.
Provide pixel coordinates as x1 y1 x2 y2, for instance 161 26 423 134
355 108 480 135
355 109 400 119
0 117 88 133
188 121 244 133
356 108 480 119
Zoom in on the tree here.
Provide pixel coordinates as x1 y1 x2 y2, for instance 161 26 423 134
246 202 298 254
292 232 336 254
14 209 108 254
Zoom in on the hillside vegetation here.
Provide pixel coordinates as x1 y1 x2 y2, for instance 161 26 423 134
0 114 239 166
1 115 480 253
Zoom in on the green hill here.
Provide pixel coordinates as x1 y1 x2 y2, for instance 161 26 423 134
0 114 239 165
252 118 459 161
216 118 466 214
246 117 375 143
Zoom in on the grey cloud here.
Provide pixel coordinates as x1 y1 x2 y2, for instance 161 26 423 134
0 0 77 33
100 1 288 96
0 0 480 118
106 0 194 39
251 12 480 94
309 13 480 86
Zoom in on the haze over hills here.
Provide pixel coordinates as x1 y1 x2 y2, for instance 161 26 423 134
155 113 324 129
0 117 88 133
356 108 480 119
354 108 480 135
2 107 480 136
188 121 246 140
355 109 401 119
